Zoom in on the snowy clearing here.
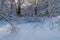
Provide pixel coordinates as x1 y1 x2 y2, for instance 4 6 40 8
0 16 60 40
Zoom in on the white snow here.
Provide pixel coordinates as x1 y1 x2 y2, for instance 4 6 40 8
0 16 60 40
0 19 12 38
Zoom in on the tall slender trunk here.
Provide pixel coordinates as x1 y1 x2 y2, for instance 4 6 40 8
34 0 38 16
17 0 21 16
10 0 17 33
1 0 4 13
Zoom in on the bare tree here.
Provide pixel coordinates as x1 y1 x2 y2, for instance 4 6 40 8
10 0 17 33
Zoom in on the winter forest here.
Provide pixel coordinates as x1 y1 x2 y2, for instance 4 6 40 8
0 0 60 40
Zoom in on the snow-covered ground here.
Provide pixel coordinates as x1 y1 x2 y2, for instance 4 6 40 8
0 16 60 40
0 19 12 38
